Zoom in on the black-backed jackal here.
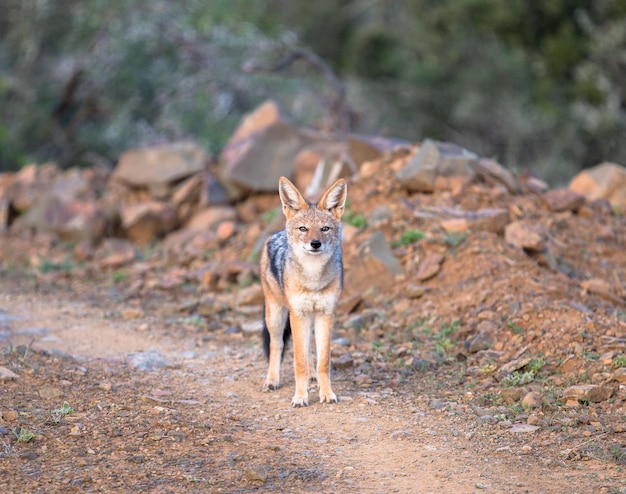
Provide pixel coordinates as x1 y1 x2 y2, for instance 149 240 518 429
260 176 347 407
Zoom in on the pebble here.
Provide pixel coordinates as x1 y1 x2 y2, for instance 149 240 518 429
126 351 169 371
521 445 533 455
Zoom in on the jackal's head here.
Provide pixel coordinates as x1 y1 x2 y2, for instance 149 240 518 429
278 176 347 256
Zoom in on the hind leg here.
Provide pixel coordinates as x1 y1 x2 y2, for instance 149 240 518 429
262 301 288 391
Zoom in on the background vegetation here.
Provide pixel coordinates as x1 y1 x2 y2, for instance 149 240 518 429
1 0 625 183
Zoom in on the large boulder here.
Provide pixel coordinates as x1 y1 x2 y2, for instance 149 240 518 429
112 141 209 194
396 139 478 193
569 162 626 212
219 101 310 193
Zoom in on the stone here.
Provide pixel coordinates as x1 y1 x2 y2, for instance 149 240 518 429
561 384 613 403
219 100 309 192
471 158 521 194
95 238 138 269
522 391 543 408
438 208 509 234
120 201 178 245
504 220 546 251
127 351 169 372
465 321 498 353
216 221 237 242
569 162 626 212
235 284 264 307
541 189 585 212
0 366 19 380
405 284 429 299
333 353 354 370
186 206 237 230
113 141 209 189
7 163 59 212
292 141 350 197
580 278 624 305
345 232 404 295
396 139 478 193
15 196 108 244
347 134 410 168
415 253 444 281
500 387 525 404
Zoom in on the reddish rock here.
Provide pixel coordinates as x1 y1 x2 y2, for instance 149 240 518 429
541 189 585 212
113 141 209 191
504 221 546 251
415 253 445 281
396 139 477 193
219 100 310 192
120 201 177 245
569 162 626 212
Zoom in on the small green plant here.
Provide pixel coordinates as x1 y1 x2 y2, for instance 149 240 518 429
444 232 468 248
612 355 626 368
506 320 524 334
343 209 367 228
178 315 208 329
392 228 424 248
435 321 459 357
53 402 74 416
501 370 536 387
112 270 128 283
526 357 544 374
262 208 278 224
12 428 36 443
37 257 74 274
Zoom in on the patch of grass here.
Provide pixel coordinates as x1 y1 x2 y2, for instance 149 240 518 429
444 232 468 248
612 355 626 368
262 208 278 224
501 370 536 387
391 228 424 248
435 321 459 357
112 270 128 283
178 315 208 329
12 428 35 443
343 209 367 228
506 319 525 334
50 402 74 424
37 257 74 274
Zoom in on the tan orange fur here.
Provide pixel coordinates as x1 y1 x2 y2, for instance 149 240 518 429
260 176 347 407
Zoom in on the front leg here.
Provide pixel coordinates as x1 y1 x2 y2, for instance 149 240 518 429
263 302 288 392
315 313 338 404
289 312 313 407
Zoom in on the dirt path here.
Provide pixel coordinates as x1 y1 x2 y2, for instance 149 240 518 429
2 288 622 494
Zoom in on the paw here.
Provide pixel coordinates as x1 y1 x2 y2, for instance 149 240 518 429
262 379 280 392
320 390 338 404
290 393 309 407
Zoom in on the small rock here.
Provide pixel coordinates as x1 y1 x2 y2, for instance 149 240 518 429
580 278 624 305
333 354 354 370
244 465 268 483
504 220 546 251
522 391 543 409
405 284 429 299
415 253 445 281
500 388 525 404
541 188 585 212
38 385 64 400
527 414 540 426
241 320 264 334
569 162 626 212
127 351 169 372
561 384 614 403
0 366 19 380
216 221 237 242
521 445 533 454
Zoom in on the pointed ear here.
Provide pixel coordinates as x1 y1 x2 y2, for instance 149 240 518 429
318 178 347 219
278 176 308 220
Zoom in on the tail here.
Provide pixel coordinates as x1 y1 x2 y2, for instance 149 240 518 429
262 315 292 361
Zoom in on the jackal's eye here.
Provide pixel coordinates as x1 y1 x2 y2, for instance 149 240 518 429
299 226 308 232
321 226 330 232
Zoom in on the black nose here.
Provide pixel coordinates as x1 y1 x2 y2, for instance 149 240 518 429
310 240 322 249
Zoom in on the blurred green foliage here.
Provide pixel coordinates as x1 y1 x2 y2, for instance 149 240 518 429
1 0 625 184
